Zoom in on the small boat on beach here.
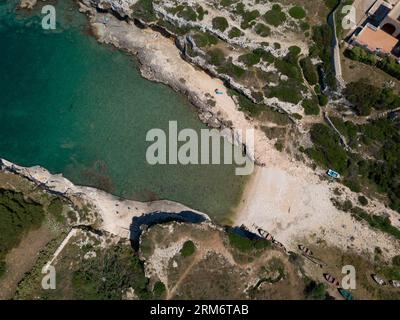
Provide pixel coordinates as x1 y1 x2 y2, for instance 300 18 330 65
257 228 274 241
389 280 400 288
298 244 313 256
324 273 340 287
371 274 387 286
338 288 354 300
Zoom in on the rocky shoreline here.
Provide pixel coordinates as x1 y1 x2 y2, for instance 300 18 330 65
0 158 210 239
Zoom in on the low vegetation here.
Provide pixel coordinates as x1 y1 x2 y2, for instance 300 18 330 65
263 4 286 27
345 46 400 81
227 230 271 252
343 79 400 116
0 190 45 277
180 240 196 257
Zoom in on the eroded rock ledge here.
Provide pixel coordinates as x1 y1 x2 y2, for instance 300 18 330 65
0 158 210 239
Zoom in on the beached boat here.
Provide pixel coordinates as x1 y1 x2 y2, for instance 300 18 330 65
257 228 274 241
338 288 353 300
371 274 387 286
298 244 313 256
323 273 340 287
389 280 400 288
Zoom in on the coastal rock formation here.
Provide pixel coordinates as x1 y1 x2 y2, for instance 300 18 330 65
18 0 37 10
87 0 137 17
0 158 210 239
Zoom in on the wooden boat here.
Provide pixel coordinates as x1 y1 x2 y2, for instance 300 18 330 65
323 273 340 287
298 244 313 256
371 274 387 286
257 228 274 241
389 280 400 288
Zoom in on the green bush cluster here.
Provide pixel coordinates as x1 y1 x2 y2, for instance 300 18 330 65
192 32 218 47
180 240 196 257
254 23 271 37
207 48 225 66
311 25 336 89
241 10 260 29
0 190 45 277
227 230 271 252
212 16 229 32
300 57 318 85
345 47 400 81
238 52 261 67
307 123 349 173
217 60 246 79
289 6 306 19
343 79 400 116
274 46 303 81
352 208 400 240
72 244 151 300
132 0 157 22
263 4 287 27
302 99 320 115
228 27 243 38
229 89 263 116
266 79 305 104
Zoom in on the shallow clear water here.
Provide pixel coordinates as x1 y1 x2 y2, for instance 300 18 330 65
0 1 248 221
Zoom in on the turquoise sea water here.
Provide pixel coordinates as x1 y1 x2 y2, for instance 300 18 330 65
0 1 248 221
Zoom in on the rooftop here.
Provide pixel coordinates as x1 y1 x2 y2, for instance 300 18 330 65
356 23 399 54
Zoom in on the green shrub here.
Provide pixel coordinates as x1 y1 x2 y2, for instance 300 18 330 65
300 57 318 85
274 47 302 81
344 47 377 66
318 94 329 106
212 16 229 32
254 23 271 37
0 190 45 265
239 52 261 67
344 178 361 193
253 48 275 63
229 90 263 116
289 6 306 19
227 231 271 252
218 61 246 79
266 80 304 104
192 32 218 47
302 99 320 115
153 281 166 298
241 10 260 29
351 211 400 240
263 5 286 27
301 21 310 31
228 27 243 38
393 255 400 266
207 48 225 66
308 123 349 173
195 5 207 20
177 6 198 21
312 25 336 89
305 281 327 300
358 195 368 206
180 240 196 257
343 80 383 116
275 141 284 152
72 244 150 300
132 0 157 22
